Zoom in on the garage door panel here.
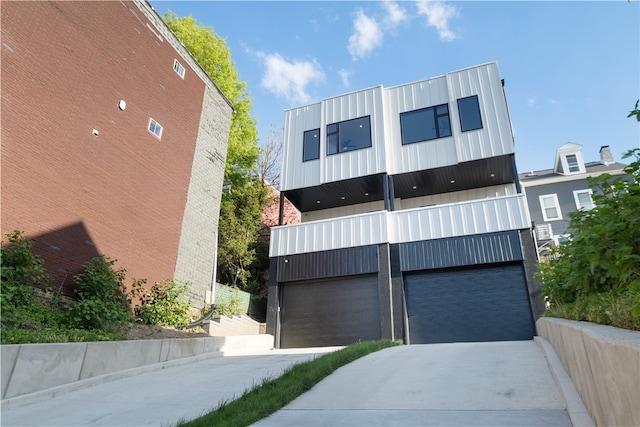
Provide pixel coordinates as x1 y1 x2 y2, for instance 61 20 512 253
280 275 380 348
405 264 534 344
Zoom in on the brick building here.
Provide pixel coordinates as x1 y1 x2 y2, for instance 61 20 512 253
1 1 232 308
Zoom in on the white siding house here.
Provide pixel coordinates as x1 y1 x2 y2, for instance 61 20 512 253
267 62 543 348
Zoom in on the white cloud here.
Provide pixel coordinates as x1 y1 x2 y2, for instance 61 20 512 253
347 9 383 61
338 69 353 88
416 1 459 41
527 98 537 107
259 53 325 105
382 1 408 30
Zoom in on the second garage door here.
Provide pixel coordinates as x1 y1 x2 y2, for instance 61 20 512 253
279 275 380 348
405 263 535 344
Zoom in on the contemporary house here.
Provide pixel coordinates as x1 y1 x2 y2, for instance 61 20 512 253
519 143 628 257
1 1 232 308
267 62 544 348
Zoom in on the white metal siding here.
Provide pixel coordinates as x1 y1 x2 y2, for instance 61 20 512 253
384 77 458 174
301 200 385 222
397 184 516 210
323 87 387 182
446 63 514 162
281 104 322 191
270 194 531 257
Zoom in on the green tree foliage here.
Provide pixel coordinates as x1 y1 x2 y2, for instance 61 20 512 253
164 13 259 186
628 100 640 122
217 179 271 291
537 148 640 324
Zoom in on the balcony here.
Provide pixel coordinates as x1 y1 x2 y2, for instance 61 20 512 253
269 194 531 257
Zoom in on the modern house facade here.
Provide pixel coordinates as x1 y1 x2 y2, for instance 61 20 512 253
519 143 628 257
1 1 232 308
267 62 544 348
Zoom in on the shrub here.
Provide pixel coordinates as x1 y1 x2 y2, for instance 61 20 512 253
67 256 133 332
214 293 244 316
537 148 640 328
0 231 63 329
133 279 193 327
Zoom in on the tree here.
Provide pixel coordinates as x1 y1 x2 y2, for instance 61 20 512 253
216 179 271 291
256 129 283 189
628 100 640 122
164 13 259 186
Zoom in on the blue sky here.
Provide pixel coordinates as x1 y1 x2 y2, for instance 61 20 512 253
151 1 639 173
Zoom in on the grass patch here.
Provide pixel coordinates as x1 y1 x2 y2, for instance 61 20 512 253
177 340 402 427
0 327 126 344
544 289 640 331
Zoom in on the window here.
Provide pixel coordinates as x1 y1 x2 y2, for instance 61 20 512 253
566 154 580 173
457 95 483 132
326 116 372 155
573 189 594 210
173 59 185 79
400 104 451 145
148 118 163 139
302 128 320 161
539 194 562 221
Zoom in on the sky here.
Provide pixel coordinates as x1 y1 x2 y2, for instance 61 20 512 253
150 0 639 173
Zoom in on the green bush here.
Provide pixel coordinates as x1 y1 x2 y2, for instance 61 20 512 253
67 256 133 332
537 148 640 329
133 279 193 327
0 231 64 329
214 293 244 316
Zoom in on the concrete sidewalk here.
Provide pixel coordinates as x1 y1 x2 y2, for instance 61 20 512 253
0 347 339 427
254 340 580 426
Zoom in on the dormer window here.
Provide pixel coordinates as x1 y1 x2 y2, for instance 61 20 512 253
554 142 585 175
566 154 580 172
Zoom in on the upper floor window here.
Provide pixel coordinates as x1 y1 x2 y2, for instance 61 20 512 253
303 128 320 161
400 104 451 145
148 118 163 139
539 194 562 221
173 59 185 79
326 116 372 155
457 95 483 132
573 189 594 210
566 154 580 173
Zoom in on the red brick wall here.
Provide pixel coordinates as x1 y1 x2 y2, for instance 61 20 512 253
1 2 207 295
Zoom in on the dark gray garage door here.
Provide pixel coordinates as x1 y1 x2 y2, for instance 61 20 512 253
280 275 380 348
405 263 535 344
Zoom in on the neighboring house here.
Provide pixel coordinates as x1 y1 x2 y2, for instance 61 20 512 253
519 143 628 258
267 62 543 348
1 1 232 309
260 185 301 236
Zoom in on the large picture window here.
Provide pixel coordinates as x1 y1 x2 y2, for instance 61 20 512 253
326 116 372 155
457 95 483 132
302 128 320 161
400 104 451 145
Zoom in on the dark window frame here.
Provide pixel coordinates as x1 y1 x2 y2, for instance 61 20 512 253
302 128 320 162
400 103 452 145
326 116 372 156
457 95 483 132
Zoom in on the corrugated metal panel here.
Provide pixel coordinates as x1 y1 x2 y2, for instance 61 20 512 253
276 245 378 282
399 230 523 272
281 104 322 191
446 63 515 162
390 194 530 244
270 210 388 257
323 87 387 183
398 184 516 210
384 76 458 174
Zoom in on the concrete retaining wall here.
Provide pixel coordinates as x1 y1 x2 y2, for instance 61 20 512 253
1 335 274 403
536 317 640 427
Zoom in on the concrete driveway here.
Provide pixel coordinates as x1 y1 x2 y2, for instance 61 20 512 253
1 340 583 427
254 340 574 426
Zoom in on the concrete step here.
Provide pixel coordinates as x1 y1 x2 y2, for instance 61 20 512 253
204 314 265 336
